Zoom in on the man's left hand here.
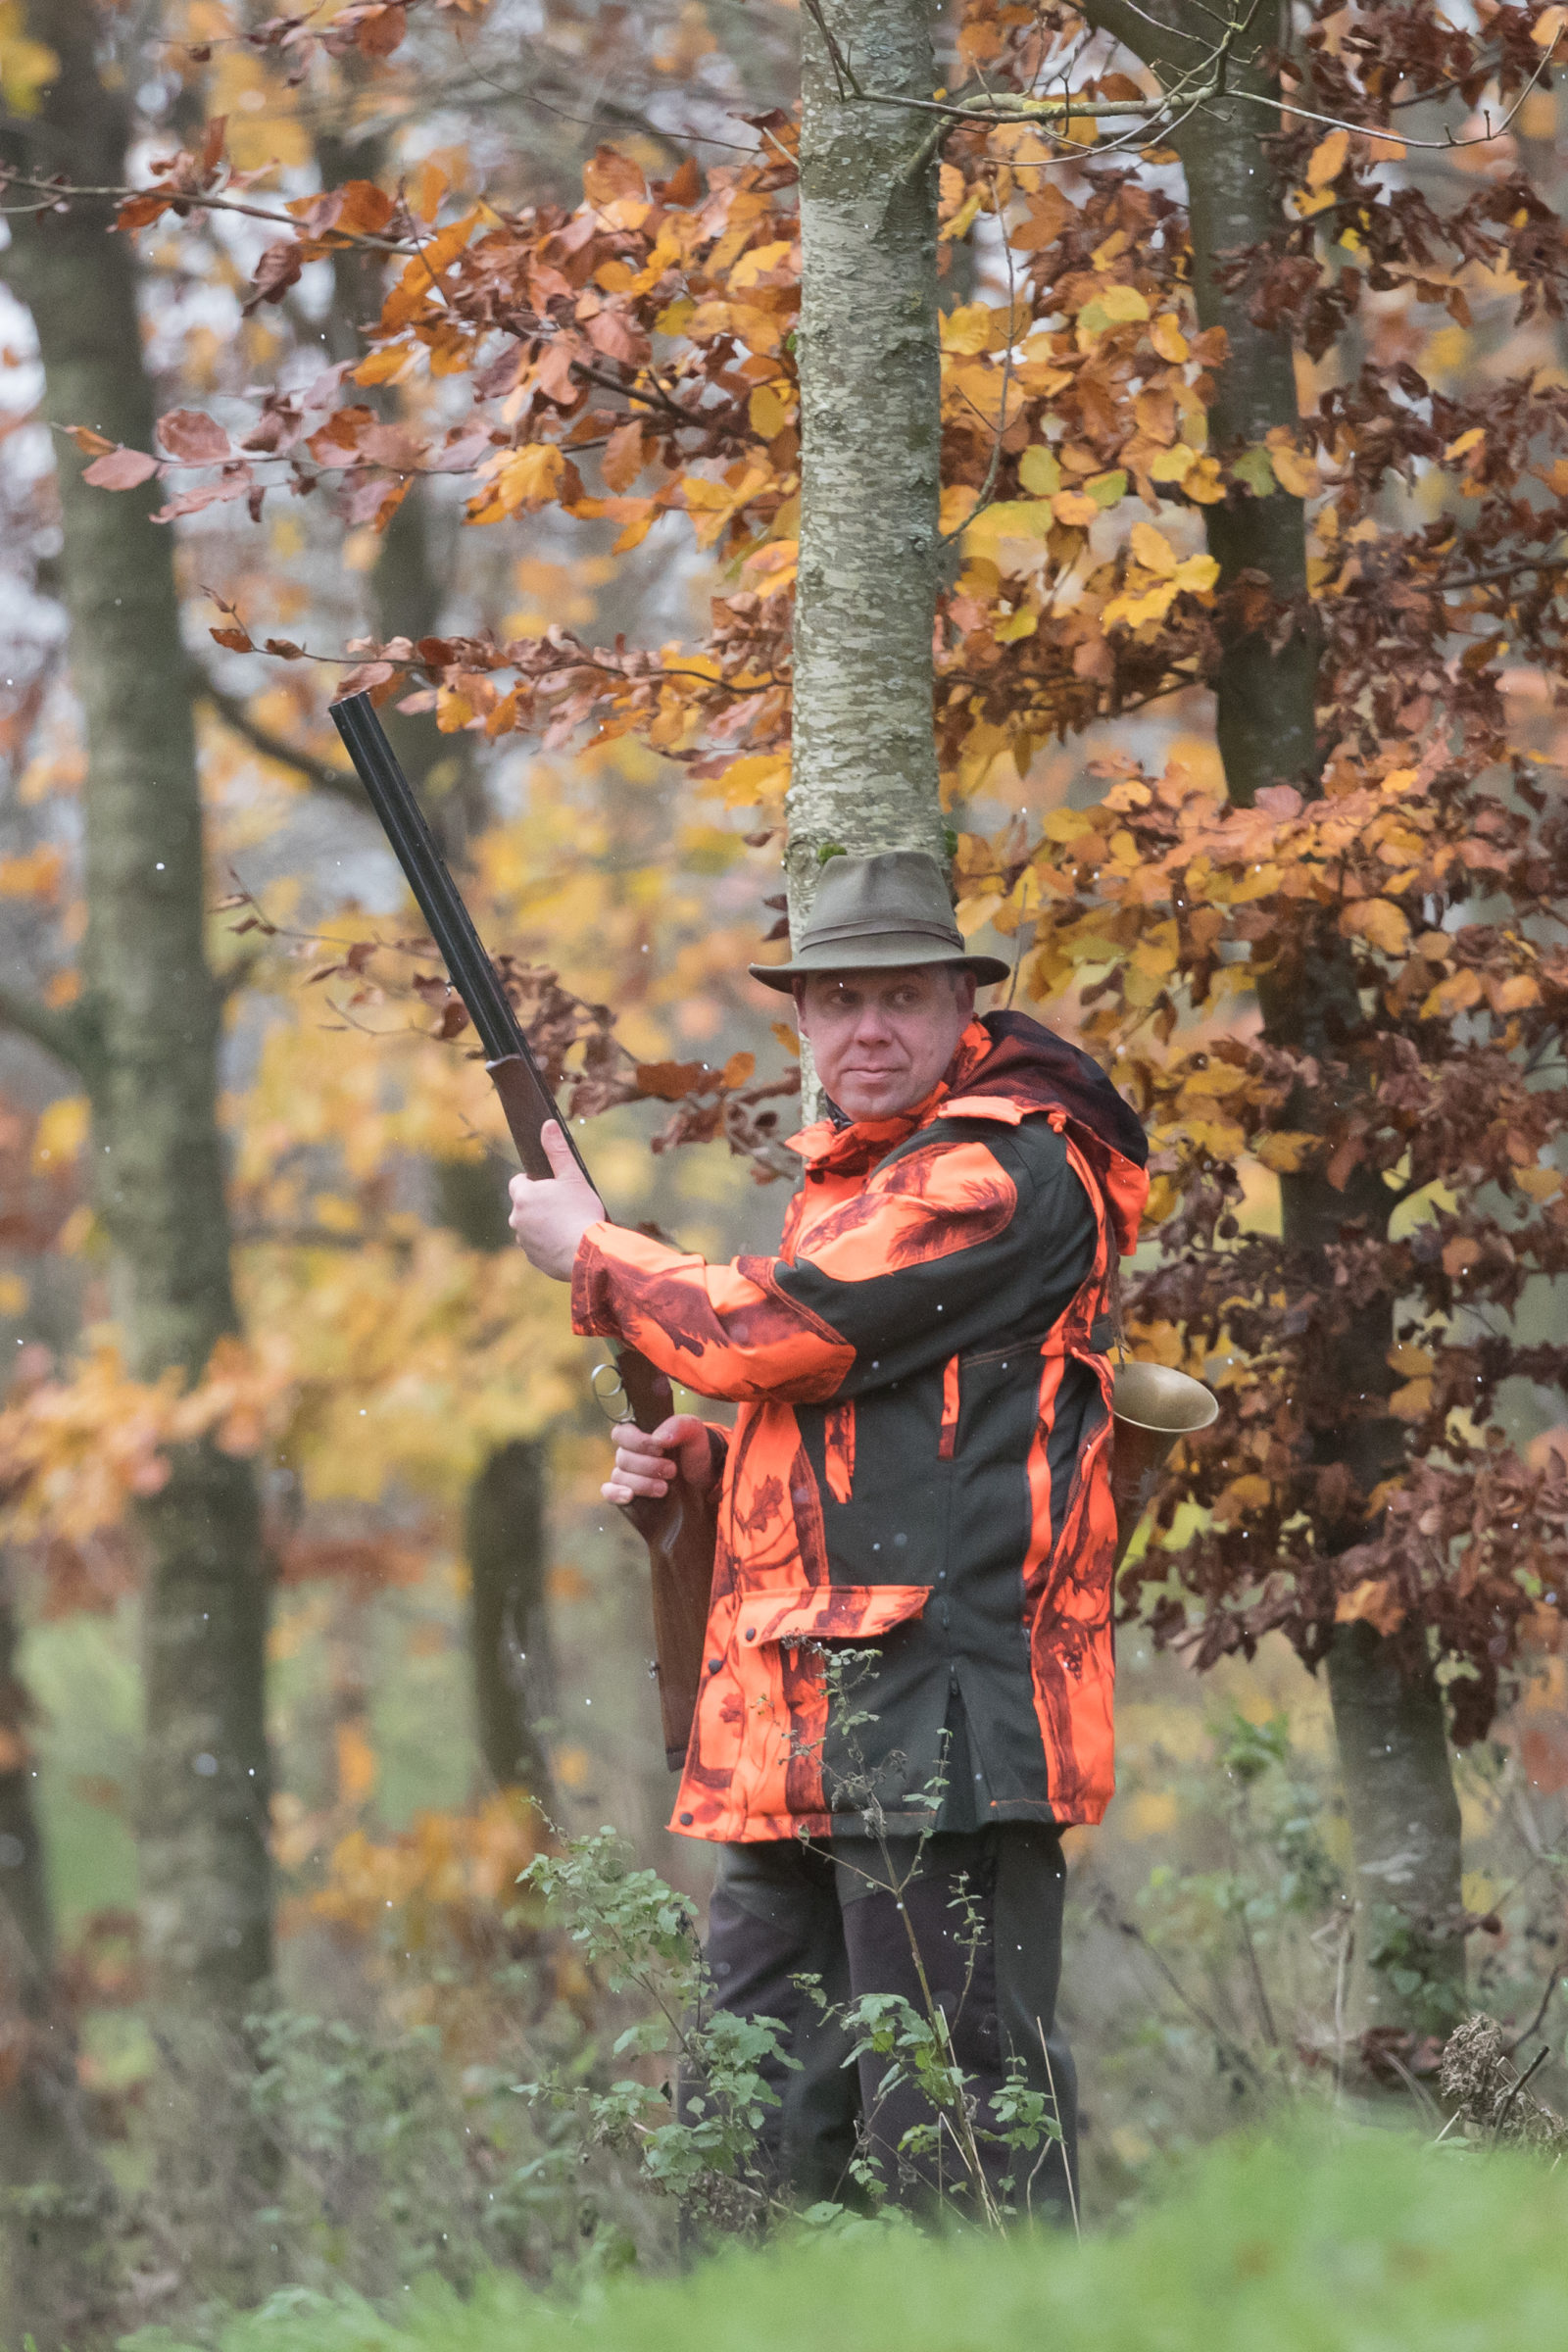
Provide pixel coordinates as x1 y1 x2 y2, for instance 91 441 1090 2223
508 1120 605 1281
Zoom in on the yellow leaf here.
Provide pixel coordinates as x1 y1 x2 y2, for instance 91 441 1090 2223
1052 489 1099 528
1254 1131 1318 1173
1444 425 1485 463
1097 285 1150 323
1420 967 1482 1017
1267 436 1321 498
354 345 414 387
467 441 564 522
1043 807 1095 842
1341 898 1411 956
1517 1165 1562 1201
1213 1472 1272 1522
1129 520 1178 577
730 239 793 289
748 382 792 439
1150 443 1197 483
32 1095 88 1171
1306 128 1349 187
956 890 1005 936
1173 553 1219 593
1389 1378 1434 1422
1491 972 1541 1011
714 751 789 810
941 303 994 355
0 1270 28 1316
1534 5 1566 44
993 608 1038 641
1018 444 1062 497
1184 455 1227 505
1150 313 1189 363
1102 581 1177 630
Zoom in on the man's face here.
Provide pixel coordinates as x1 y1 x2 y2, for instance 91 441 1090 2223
795 964 976 1121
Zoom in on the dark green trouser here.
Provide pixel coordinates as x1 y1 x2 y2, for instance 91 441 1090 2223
704 1824 1075 2216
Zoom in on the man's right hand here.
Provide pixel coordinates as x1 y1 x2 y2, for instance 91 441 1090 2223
602 1413 718 1507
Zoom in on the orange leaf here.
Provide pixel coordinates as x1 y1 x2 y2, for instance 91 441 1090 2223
1306 128 1349 187
1335 1577 1405 1635
583 145 646 209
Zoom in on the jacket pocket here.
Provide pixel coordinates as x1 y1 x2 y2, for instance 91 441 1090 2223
737 1583 929 1649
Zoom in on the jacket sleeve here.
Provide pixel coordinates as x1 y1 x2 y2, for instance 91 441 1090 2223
570 1117 1096 1404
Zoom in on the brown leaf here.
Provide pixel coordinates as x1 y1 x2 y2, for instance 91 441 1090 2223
82 447 160 489
635 1058 710 1102
603 419 650 492
65 426 115 457
159 409 232 463
209 626 254 654
354 4 407 56
583 145 646 208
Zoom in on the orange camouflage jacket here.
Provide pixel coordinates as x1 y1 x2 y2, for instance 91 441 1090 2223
571 1012 1150 1844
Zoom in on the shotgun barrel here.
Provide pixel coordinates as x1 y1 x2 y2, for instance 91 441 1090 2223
329 690 715 1767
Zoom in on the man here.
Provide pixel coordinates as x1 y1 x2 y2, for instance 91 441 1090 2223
508 850 1148 2214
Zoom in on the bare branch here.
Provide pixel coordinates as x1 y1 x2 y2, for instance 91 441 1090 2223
198 677 361 801
0 981 93 1077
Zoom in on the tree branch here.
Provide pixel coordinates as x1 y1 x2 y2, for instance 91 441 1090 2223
196 676 361 803
0 979 93 1076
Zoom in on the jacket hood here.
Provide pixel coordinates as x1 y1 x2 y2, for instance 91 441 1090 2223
947 1011 1149 1169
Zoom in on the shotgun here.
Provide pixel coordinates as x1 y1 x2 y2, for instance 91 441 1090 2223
330 690 716 1769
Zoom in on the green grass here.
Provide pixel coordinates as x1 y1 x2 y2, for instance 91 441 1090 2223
129 2121 1568 2352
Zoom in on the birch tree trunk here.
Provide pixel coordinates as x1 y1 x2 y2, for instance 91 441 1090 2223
789 0 946 924
1085 0 1465 2040
1 0 273 2045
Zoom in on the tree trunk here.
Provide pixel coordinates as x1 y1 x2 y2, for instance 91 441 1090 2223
1084 1 1465 2037
466 1441 557 1805
1 0 272 2030
0 1563 112 2352
789 0 946 919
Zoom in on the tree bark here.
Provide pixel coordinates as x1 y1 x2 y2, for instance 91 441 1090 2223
1 0 272 2026
789 0 946 921
1085 1 1465 2037
466 1440 557 1804
0 1562 112 2352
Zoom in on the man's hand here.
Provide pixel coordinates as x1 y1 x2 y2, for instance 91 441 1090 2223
508 1120 605 1281
603 1413 718 1507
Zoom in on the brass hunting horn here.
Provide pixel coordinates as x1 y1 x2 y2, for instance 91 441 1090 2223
1107 1267 1219 1566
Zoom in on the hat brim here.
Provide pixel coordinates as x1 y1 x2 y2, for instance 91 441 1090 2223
749 941 1012 994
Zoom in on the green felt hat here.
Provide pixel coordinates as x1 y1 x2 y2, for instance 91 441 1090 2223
749 850 1010 993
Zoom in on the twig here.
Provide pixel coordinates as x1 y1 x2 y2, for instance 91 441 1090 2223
1505 1970 1564 2060
939 169 1019 549
1493 2044 1551 2145
1036 2020 1080 2242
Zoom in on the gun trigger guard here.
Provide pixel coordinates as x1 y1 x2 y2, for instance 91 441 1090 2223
591 1357 631 1426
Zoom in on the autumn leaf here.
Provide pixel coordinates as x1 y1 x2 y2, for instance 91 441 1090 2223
1306 128 1349 187
81 445 160 489
1335 1578 1405 1635
1341 898 1411 956
159 410 232 464
1129 520 1178 577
